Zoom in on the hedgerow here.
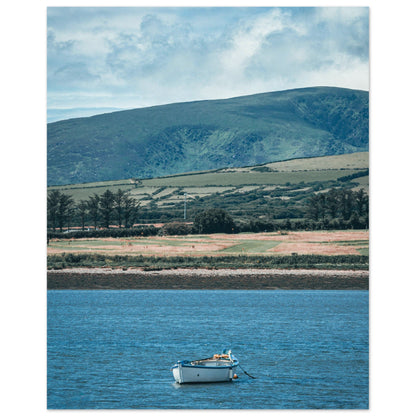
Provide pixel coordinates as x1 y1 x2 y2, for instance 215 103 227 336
47 253 369 270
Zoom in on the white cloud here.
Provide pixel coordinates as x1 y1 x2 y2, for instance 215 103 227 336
220 9 286 74
316 7 368 24
47 7 369 116
302 56 369 91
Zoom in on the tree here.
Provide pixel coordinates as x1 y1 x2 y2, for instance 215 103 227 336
47 190 61 231
66 202 76 231
57 193 74 232
193 208 236 234
48 190 77 232
355 188 369 217
77 200 88 231
113 189 126 228
349 212 361 229
306 188 369 229
99 190 115 228
283 218 292 230
123 195 140 228
340 189 354 220
318 193 327 221
87 194 100 230
159 222 192 236
307 194 321 221
326 188 340 219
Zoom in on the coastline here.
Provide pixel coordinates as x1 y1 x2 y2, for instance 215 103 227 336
47 268 369 290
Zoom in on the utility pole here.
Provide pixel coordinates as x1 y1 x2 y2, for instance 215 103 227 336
184 192 187 220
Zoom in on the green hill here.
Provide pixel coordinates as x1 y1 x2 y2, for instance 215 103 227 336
47 86 368 186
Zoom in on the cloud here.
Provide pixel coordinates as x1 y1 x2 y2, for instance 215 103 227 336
53 62 100 85
47 7 369 115
220 9 287 74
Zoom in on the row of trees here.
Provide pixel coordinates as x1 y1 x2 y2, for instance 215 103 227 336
47 189 140 231
306 188 368 222
48 187 369 234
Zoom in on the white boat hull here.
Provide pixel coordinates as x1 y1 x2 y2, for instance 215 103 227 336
172 363 236 384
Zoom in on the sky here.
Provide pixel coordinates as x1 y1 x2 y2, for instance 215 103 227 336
47 7 369 121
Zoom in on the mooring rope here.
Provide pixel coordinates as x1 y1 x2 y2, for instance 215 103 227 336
238 363 256 379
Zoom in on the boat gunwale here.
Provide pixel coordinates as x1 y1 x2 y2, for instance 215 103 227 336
171 359 239 370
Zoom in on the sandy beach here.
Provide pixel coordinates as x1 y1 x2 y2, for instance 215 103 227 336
47 267 369 290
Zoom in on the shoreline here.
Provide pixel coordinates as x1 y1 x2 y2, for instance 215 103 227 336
47 268 369 290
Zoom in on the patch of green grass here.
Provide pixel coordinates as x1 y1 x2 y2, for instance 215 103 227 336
320 240 369 246
142 169 365 187
357 247 369 256
220 241 280 253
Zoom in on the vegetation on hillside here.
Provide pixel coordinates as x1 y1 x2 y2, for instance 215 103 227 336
48 87 368 185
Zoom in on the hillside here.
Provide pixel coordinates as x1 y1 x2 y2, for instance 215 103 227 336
47 87 368 186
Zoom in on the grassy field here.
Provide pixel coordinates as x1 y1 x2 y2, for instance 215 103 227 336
48 230 369 258
142 169 361 187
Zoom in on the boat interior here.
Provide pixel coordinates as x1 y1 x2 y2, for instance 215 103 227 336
191 354 232 367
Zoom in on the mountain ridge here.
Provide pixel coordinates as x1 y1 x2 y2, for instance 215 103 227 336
47 86 368 186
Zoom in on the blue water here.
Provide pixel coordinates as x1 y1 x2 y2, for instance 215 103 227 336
47 290 368 409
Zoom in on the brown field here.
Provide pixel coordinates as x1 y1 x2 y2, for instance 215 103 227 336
48 230 369 257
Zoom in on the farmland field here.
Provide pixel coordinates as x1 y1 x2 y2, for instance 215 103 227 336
143 169 364 187
48 153 368 197
48 230 369 257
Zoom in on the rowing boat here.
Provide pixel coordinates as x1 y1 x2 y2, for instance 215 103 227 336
171 349 239 384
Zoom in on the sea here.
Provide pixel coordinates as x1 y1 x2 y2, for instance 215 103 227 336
47 289 368 409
